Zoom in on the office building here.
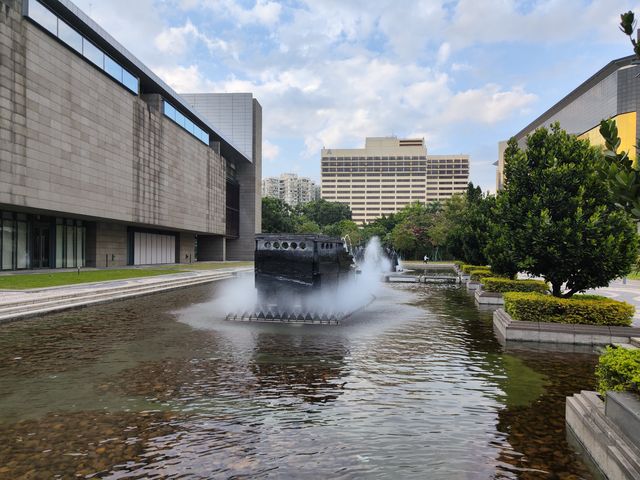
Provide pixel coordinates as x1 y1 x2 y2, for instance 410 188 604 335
261 173 319 207
321 137 469 224
0 0 260 270
497 54 638 190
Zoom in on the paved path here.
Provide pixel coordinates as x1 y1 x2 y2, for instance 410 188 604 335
587 279 640 327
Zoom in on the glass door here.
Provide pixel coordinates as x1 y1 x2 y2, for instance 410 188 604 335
31 224 50 269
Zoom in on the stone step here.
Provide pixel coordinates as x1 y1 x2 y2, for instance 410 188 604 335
0 269 244 309
0 273 235 323
631 337 640 348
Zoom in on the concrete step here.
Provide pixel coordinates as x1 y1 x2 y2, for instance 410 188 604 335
0 273 235 323
0 270 243 309
631 337 640 348
0 274 227 315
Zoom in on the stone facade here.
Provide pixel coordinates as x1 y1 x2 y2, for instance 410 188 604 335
0 0 259 267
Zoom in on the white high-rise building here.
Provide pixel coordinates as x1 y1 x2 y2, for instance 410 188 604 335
321 137 469 224
261 173 320 207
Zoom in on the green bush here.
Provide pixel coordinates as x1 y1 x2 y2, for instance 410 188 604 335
470 269 499 281
461 264 489 274
596 346 640 396
453 261 464 269
482 278 548 293
504 292 634 326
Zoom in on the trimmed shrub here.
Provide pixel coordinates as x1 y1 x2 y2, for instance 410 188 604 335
504 292 634 326
470 269 499 281
482 278 548 294
461 264 489 274
596 346 640 396
453 261 464 269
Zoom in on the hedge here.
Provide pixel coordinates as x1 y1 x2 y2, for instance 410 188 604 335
596 346 640 397
482 278 548 294
461 264 490 274
503 292 634 326
470 269 500 281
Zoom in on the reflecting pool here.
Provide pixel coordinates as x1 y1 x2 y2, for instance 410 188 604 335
0 274 598 479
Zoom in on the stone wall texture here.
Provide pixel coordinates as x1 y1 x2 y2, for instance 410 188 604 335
0 1 227 236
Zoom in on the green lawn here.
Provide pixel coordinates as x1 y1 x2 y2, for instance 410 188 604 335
0 261 253 290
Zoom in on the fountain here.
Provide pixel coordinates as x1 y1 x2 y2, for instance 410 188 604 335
225 235 391 324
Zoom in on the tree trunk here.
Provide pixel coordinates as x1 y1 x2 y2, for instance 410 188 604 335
551 282 562 297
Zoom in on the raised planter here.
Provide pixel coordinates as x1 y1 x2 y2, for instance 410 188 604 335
475 289 504 305
466 280 481 291
459 273 470 282
493 308 640 345
566 390 640 480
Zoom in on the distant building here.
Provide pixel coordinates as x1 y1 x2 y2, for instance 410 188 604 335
498 54 638 190
261 173 320 207
321 137 469 224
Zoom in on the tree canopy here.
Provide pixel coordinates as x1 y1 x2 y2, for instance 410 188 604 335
487 124 638 297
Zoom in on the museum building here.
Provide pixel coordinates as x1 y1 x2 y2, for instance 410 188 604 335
497 55 638 190
0 0 261 270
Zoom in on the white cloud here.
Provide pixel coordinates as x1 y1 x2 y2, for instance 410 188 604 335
436 42 451 64
188 0 282 26
154 20 231 56
154 64 215 93
262 140 280 162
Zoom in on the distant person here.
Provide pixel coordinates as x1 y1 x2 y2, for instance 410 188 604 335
423 255 429 264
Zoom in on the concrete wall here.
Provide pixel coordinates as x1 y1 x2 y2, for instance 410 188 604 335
94 222 127 268
178 232 195 264
0 2 226 236
226 99 261 261
198 235 225 261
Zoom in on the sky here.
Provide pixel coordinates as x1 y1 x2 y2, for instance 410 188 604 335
72 0 640 193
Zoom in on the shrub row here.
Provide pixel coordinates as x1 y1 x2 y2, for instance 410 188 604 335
482 278 548 293
596 346 640 396
470 269 500 281
461 264 490 274
503 292 634 326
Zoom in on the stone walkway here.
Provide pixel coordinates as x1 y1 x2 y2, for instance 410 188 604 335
588 278 640 327
0 266 253 323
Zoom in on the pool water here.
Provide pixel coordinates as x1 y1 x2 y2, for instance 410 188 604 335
0 276 598 479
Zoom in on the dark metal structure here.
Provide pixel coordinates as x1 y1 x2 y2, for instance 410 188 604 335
254 234 354 300
226 234 357 324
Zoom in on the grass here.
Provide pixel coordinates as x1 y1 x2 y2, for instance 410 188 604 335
626 271 640 280
0 261 253 290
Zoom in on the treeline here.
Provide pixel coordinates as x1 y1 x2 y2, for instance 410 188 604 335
263 121 640 299
261 184 494 262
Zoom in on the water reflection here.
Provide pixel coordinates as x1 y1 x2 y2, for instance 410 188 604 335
0 278 599 479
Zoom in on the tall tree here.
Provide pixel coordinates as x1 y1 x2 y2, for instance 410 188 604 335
300 199 352 227
261 197 297 233
489 124 638 297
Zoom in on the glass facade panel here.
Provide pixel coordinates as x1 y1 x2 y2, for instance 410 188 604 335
58 19 82 53
104 55 123 82
28 0 57 35
77 227 85 267
2 222 14 270
27 0 139 96
122 69 139 94
162 100 210 145
66 225 75 268
82 38 104 68
163 101 176 121
17 222 28 269
56 225 64 268
174 110 186 129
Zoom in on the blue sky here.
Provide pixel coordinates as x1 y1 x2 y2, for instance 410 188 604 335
73 0 640 192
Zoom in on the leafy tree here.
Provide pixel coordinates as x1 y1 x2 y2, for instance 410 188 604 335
262 197 297 233
300 199 352 227
599 118 640 220
390 202 439 259
489 124 638 297
323 219 362 244
296 218 322 234
442 183 494 265
619 11 640 58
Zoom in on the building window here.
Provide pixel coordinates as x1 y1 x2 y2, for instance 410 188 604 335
163 100 210 145
26 0 139 95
